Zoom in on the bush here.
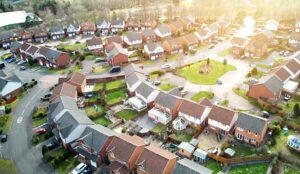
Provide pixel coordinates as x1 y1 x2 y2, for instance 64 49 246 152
42 145 49 156
5 107 11 114
150 70 165 77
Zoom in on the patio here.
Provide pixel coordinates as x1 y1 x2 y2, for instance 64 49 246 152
197 128 229 151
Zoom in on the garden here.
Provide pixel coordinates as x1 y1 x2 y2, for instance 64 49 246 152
115 109 139 121
204 159 223 174
105 79 126 91
0 160 18 174
191 91 214 102
32 108 47 128
159 83 177 91
228 162 269 174
105 90 127 106
175 59 236 85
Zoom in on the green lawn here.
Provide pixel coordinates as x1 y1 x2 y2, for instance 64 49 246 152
151 124 165 134
85 55 96 60
105 90 126 106
92 66 111 73
159 83 177 91
57 42 85 52
93 83 105 91
204 159 223 174
218 48 231 57
32 117 47 128
228 162 269 174
87 94 101 103
169 132 193 142
85 105 105 120
191 91 214 101
0 115 13 133
33 108 47 119
48 68 66 74
32 132 53 145
93 117 112 127
283 165 300 174
176 60 236 85
0 160 18 174
256 64 271 69
105 80 125 91
115 109 139 121
69 64 82 73
230 144 261 157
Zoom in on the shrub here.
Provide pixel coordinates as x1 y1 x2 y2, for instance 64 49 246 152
42 145 48 156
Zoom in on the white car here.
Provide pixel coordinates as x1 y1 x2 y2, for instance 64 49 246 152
71 163 87 174
153 80 161 86
17 60 26 65
161 64 171 69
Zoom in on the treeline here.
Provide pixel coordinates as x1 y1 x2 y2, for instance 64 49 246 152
0 0 13 12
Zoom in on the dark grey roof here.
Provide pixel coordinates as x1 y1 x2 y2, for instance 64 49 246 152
26 45 39 55
126 32 142 42
10 42 22 53
123 63 146 77
0 78 8 91
142 29 156 37
111 19 124 26
258 75 283 94
0 31 14 40
172 158 212 174
67 24 80 32
136 82 156 98
145 43 163 52
237 113 267 135
155 92 180 109
79 125 116 153
75 146 98 162
125 72 146 87
49 96 79 121
50 26 64 33
6 74 23 83
156 24 171 35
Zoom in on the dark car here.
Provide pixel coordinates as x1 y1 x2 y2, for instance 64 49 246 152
84 92 94 98
109 66 121 73
262 111 270 118
19 66 26 71
0 63 5 70
0 134 8 143
7 58 16 63
46 143 58 151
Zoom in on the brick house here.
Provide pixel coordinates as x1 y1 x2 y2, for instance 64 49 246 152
235 113 268 147
81 22 96 36
31 28 49 43
106 134 147 174
75 125 116 168
141 29 157 43
14 29 33 44
244 32 273 58
49 26 65 40
172 158 212 174
34 46 71 68
207 105 238 136
0 76 23 101
125 72 147 95
96 20 111 36
162 37 184 55
19 43 31 60
0 31 15 49
67 24 80 38
50 82 78 102
126 18 141 31
10 42 22 58
105 43 128 66
123 32 143 49
154 24 172 40
194 28 211 44
144 43 164 60
66 72 87 94
182 33 199 51
135 145 177 174
167 20 184 36
231 37 249 58
180 16 195 31
289 31 300 47
110 19 125 34
248 75 283 100
86 37 104 55
140 18 157 30
106 35 123 46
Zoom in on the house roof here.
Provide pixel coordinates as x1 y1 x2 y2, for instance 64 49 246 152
10 42 22 53
164 37 184 50
168 20 183 29
48 96 79 122
106 43 128 60
125 72 146 87
285 59 300 75
144 43 163 53
231 37 248 46
37 47 66 62
0 31 15 40
258 75 283 94
0 71 6 78
26 45 39 55
271 67 291 82
111 19 124 26
125 32 142 42
172 158 212 174
183 33 198 45
142 29 156 37
81 22 96 31
155 92 181 109
106 134 146 163
67 72 86 86
237 113 268 135
178 142 195 154
207 105 236 125
156 24 171 35
193 148 208 159
195 28 209 36
136 145 177 174
290 31 300 41
135 81 156 98
67 24 80 32
86 37 103 46
20 43 30 51
198 98 213 107
168 88 181 97
106 35 123 45
31 28 48 37
96 20 110 28
178 99 206 119
123 63 146 77
50 26 64 33
51 82 77 101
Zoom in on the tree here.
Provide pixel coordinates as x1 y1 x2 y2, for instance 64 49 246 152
293 103 300 117
207 58 210 65
223 59 227 65
251 67 258 75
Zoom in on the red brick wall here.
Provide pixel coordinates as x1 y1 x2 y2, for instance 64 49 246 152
110 53 128 66
248 84 275 100
56 53 71 68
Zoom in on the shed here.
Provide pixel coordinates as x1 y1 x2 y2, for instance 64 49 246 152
193 148 208 164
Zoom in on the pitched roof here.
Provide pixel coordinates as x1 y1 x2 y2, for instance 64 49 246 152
20 43 30 51
136 145 177 174
142 29 156 37
156 24 171 35
86 37 103 46
111 19 124 26
49 26 64 33
198 98 213 107
178 99 206 119
155 92 181 109
107 43 128 60
123 63 146 77
195 28 209 36
125 32 142 42
10 42 22 53
135 81 156 98
125 72 146 87
0 31 14 40
51 82 77 101
81 22 96 31
168 20 183 29
285 59 300 75
207 105 236 125
145 42 163 53
106 35 123 45
67 72 86 86
272 67 291 82
231 37 248 46
183 33 198 45
106 134 146 163
172 158 212 174
237 113 268 135
258 75 283 94
164 37 184 50
26 45 39 55
290 31 300 41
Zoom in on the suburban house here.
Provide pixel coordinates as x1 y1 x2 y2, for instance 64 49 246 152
177 142 195 159
162 37 184 55
0 31 15 49
244 32 273 58
106 134 147 174
24 45 39 61
66 72 87 94
182 33 199 51
126 18 141 31
14 29 33 43
123 32 143 49
235 113 268 147
194 28 211 44
0 76 23 101
207 105 238 136
172 158 212 174
86 37 104 54
19 43 31 60
128 81 160 111
34 46 71 68
140 18 157 30
106 35 123 45
53 109 94 149
81 22 96 36
177 99 211 127
167 20 184 36
248 75 283 100
217 19 231 35
180 16 195 31
135 145 177 174
96 20 111 35
148 92 182 125
125 72 147 96
32 28 49 43
49 26 65 40
141 29 157 43
265 20 279 31
67 24 80 38
50 82 78 102
110 19 125 34
198 98 213 107
75 124 116 168
154 24 172 40
144 42 164 60
10 42 22 58
231 37 249 58
105 43 128 66
208 22 220 38
288 31 300 47
123 63 147 77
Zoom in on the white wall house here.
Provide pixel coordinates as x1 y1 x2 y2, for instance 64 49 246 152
148 108 172 125
179 107 210 127
144 44 164 60
265 20 279 31
87 44 103 51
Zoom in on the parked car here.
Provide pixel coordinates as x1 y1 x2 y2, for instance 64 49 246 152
0 134 8 143
178 86 184 91
0 63 5 70
19 66 26 71
71 163 88 174
284 94 291 102
46 142 58 151
6 57 16 63
181 90 188 96
262 111 270 118
44 92 53 98
17 60 26 65
84 92 93 98
109 66 121 73
217 79 223 85
153 80 161 86
34 128 47 134
95 57 105 63
208 44 214 49
161 64 171 69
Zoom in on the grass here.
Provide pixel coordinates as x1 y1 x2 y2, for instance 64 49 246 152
0 160 18 174
105 80 125 91
85 55 96 60
283 165 300 174
93 117 112 127
230 144 261 157
151 124 165 134
256 64 271 69
92 66 111 73
87 94 101 103
105 90 126 106
176 60 236 85
279 99 298 114
93 83 105 91
32 132 53 145
33 108 47 119
32 117 47 128
69 64 82 73
204 159 223 174
48 68 66 74
85 105 105 120
57 42 85 52
0 115 13 133
218 48 231 57
169 132 193 142
228 162 269 174
191 91 214 101
159 83 177 91
56 157 78 174
115 109 139 121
